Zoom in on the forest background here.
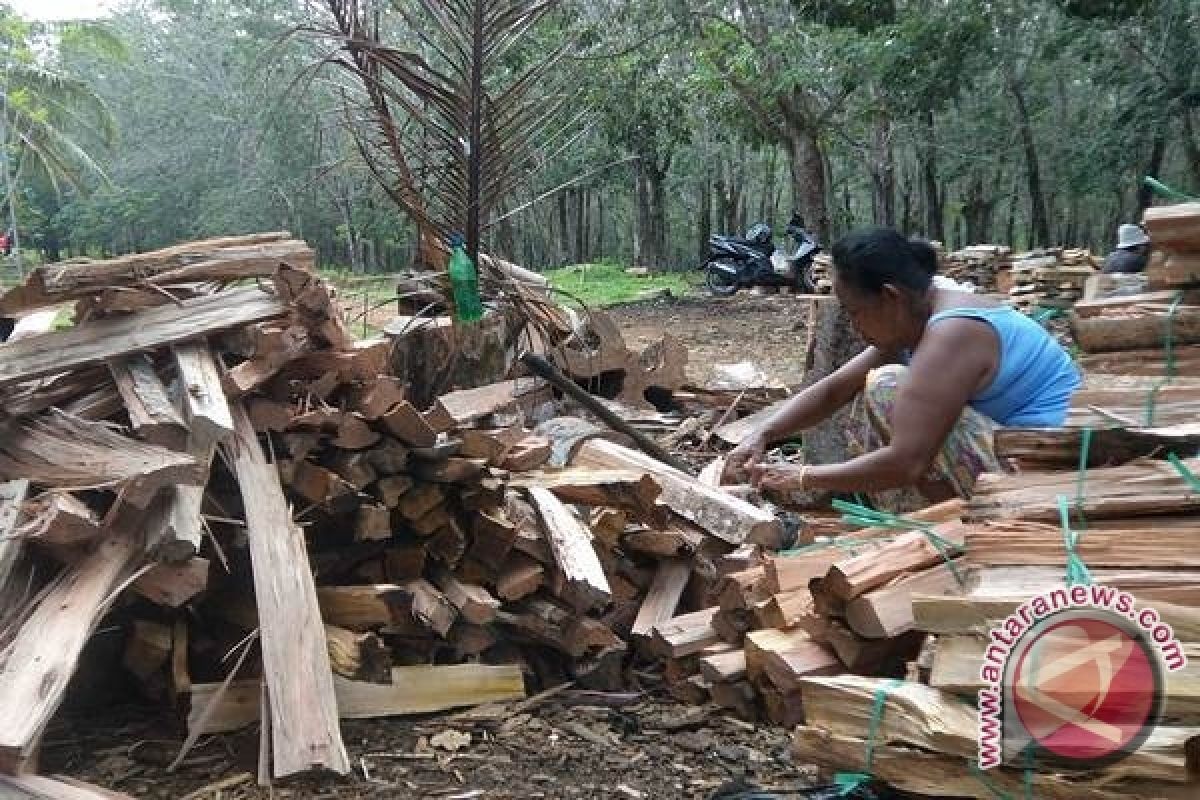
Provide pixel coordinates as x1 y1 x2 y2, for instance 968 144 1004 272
3 0 1198 275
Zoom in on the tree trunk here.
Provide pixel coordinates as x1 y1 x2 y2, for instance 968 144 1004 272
869 109 896 227
1136 131 1167 215
919 110 944 242
785 126 831 244
557 191 571 265
1005 73 1050 246
962 172 995 246
1181 110 1200 189
648 166 668 269
634 165 654 267
760 147 777 224
698 175 712 262
574 187 587 264
596 191 605 261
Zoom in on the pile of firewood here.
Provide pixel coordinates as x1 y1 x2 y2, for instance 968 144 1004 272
0 234 794 792
939 244 1012 293
1002 248 1099 311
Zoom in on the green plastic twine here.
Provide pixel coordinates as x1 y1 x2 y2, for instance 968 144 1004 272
1144 291 1185 426
1143 175 1200 202
832 499 967 587
968 761 1013 800
830 679 906 794
967 747 1037 799
1058 494 1092 586
1073 427 1092 530
1168 452 1200 494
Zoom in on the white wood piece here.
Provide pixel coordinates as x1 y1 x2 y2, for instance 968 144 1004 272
526 487 611 612
173 342 235 448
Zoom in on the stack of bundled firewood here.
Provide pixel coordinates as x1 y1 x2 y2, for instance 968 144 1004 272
940 244 1011 293
1004 248 1099 311
0 234 797 791
1070 204 1200 381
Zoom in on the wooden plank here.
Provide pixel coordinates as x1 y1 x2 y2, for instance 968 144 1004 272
504 468 664 522
0 501 155 773
0 480 30 591
0 774 137 800
108 354 187 450
189 665 526 735
0 285 286 388
172 342 235 448
0 411 202 504
572 439 782 546
133 557 209 607
223 401 348 778
434 379 548 426
527 487 611 612
631 557 690 637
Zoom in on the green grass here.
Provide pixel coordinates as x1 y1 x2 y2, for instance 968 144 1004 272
545 262 698 307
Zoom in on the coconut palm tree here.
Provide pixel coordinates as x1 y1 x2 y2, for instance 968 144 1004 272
0 8 122 272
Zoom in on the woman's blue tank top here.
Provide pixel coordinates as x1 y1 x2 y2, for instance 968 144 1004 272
923 306 1081 427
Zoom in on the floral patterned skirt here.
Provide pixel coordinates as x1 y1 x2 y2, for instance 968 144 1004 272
851 364 1006 501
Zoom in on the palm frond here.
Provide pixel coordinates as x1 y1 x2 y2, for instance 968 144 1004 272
304 0 580 271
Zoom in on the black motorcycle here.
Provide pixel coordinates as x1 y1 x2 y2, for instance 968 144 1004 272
703 212 820 296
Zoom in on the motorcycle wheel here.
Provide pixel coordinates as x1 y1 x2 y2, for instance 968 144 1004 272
705 262 740 297
793 259 819 294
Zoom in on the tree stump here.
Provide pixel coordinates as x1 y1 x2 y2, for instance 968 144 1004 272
800 296 923 512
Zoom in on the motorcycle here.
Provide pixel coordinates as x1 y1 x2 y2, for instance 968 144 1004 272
702 212 820 296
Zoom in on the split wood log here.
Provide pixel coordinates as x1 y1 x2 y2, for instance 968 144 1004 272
792 727 1195 800
0 501 157 773
744 628 839 688
14 491 98 546
433 379 549 427
123 620 172 681
650 607 720 658
503 468 664 523
630 557 690 638
1067 383 1200 429
223 402 348 778
431 567 500 625
843 561 965 639
0 285 287 389
1069 303 1200 353
527 487 610 612
133 557 210 607
161 437 213 563
1143 202 1200 249
927 634 1200 719
315 585 408 631
698 649 747 683
379 402 437 447
324 625 392 683
994 424 1200 469
109 354 187 450
1078 344 1200 376
0 234 305 314
495 554 544 601
964 519 1200 567
800 674 1196 782
823 522 966 601
572 439 782 547
0 411 202 505
967 457 1200 523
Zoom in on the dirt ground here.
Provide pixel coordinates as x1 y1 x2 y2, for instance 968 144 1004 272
609 292 812 388
46 692 812 799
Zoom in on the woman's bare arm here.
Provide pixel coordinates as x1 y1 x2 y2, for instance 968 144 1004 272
752 319 995 492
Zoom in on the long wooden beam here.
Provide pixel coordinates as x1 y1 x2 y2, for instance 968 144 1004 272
224 402 349 778
0 286 286 388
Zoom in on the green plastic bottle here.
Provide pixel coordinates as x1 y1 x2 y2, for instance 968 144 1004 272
447 234 484 323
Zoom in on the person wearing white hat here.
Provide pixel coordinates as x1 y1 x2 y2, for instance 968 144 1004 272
1102 223 1151 273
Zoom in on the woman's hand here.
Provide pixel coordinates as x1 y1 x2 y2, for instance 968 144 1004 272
748 462 807 492
722 433 766 484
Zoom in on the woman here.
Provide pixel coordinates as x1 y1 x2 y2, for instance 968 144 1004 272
723 226 1081 501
